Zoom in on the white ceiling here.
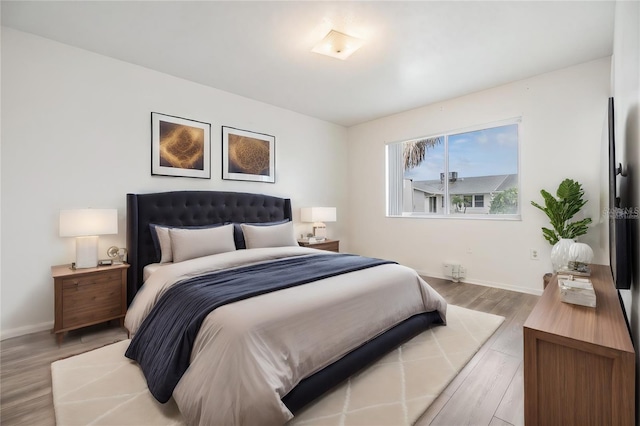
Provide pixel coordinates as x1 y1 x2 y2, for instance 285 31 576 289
1 1 615 127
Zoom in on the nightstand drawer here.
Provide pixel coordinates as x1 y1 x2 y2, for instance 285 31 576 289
62 304 122 329
62 270 120 288
62 280 123 329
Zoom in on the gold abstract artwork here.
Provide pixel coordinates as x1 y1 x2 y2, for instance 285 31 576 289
228 134 270 176
159 121 205 170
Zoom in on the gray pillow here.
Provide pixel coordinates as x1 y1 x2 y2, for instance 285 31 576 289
169 224 236 263
241 221 298 249
232 219 289 249
150 223 226 263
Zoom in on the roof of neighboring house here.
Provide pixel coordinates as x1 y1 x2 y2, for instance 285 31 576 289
411 174 517 195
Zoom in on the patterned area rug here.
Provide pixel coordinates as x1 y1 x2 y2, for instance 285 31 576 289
51 305 504 426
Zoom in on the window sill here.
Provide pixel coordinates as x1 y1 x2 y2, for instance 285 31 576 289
386 213 522 221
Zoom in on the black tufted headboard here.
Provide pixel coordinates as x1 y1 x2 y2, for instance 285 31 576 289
126 191 292 304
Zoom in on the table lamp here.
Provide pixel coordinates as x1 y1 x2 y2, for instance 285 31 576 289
301 207 336 240
59 209 118 269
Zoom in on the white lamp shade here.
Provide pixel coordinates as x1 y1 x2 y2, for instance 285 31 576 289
301 207 337 223
59 209 118 237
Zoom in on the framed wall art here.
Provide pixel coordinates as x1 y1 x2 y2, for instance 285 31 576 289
222 126 275 183
151 112 211 179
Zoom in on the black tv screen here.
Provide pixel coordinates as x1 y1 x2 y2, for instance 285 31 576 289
608 97 632 289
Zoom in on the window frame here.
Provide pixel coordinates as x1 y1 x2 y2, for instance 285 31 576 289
386 117 522 221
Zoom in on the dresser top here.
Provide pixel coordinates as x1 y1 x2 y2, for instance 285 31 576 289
524 264 633 353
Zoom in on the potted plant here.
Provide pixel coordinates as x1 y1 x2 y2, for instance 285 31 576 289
531 179 592 270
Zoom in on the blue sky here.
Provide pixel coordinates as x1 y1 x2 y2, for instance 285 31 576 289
403 124 518 181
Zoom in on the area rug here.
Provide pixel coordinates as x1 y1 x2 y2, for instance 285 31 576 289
51 305 504 426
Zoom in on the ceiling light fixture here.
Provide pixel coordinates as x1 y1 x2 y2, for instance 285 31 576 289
311 30 363 60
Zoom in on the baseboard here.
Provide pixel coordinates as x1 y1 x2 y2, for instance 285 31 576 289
416 270 544 296
1 321 53 341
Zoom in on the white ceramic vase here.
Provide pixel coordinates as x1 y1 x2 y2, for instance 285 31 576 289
568 242 594 264
551 238 575 271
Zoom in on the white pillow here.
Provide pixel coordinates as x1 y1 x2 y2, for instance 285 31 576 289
153 226 173 263
169 224 236 263
241 221 298 249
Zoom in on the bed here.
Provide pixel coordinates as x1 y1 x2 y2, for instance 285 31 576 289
124 190 447 425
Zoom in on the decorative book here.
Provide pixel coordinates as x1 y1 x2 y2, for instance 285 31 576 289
558 278 596 308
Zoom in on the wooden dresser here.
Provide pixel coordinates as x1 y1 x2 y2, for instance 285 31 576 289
523 264 635 425
52 263 129 344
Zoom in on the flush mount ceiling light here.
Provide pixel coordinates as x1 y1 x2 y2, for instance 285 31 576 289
311 30 364 60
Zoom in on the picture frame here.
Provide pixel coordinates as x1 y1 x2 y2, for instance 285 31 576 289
151 112 211 179
222 126 275 183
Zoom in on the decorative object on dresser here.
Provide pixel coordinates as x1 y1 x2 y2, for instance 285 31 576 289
151 112 211 179
567 241 593 273
523 264 634 425
549 238 574 272
52 263 129 345
531 178 592 271
557 275 596 307
59 209 118 269
222 126 275 183
300 207 337 240
298 238 339 252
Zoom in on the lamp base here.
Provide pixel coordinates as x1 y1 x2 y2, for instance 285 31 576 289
75 236 99 269
312 223 327 239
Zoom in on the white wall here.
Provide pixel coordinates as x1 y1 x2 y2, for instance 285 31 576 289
347 58 611 295
611 0 640 415
0 28 348 339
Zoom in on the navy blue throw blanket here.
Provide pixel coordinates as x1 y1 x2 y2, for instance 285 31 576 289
125 253 395 403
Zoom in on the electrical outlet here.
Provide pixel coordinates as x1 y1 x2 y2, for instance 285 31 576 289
443 263 452 275
530 248 539 260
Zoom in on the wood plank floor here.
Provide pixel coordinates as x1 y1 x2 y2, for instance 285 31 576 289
0 277 538 426
416 277 539 426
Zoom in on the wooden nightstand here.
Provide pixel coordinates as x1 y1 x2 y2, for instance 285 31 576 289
298 239 340 252
52 263 129 344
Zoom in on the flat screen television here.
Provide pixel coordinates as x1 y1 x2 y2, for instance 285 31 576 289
608 97 632 289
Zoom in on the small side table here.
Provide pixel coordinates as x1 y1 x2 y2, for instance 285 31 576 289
298 239 340 253
52 263 129 344
543 272 553 289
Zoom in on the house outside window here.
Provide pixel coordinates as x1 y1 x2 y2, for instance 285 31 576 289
386 119 520 219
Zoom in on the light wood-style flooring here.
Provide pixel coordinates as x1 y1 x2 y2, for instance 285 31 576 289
0 277 538 426
416 277 539 426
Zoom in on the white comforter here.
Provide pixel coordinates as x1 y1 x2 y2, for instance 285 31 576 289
125 247 447 426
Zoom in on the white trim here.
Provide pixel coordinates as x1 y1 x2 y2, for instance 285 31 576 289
1 321 53 341
388 213 522 221
415 270 544 296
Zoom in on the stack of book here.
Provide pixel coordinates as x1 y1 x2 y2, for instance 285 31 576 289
558 276 596 308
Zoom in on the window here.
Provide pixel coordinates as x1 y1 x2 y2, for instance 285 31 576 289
386 119 520 218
